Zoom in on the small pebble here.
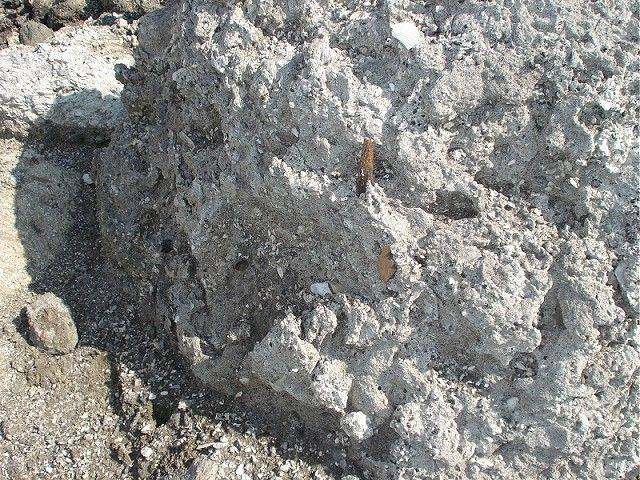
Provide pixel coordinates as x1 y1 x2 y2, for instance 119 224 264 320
26 293 78 355
140 446 153 459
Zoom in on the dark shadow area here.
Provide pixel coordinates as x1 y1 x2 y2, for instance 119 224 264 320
12 91 355 479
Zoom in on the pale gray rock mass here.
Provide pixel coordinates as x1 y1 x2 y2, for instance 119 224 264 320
0 24 133 140
97 1 640 479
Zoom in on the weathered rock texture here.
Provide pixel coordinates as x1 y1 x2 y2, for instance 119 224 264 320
18 20 54 46
98 1 640 479
0 23 134 140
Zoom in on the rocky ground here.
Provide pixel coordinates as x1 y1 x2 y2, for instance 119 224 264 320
1 0 160 48
0 138 353 479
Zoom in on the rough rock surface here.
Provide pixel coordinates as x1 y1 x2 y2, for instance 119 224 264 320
26 292 78 354
99 0 162 17
0 23 134 140
18 20 54 46
98 1 640 479
0 16 344 480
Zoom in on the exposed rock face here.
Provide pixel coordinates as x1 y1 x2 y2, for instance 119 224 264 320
98 1 639 479
26 292 78 354
98 0 161 17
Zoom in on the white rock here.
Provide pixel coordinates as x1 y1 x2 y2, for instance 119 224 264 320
140 446 153 458
0 25 132 139
341 412 373 442
391 22 424 50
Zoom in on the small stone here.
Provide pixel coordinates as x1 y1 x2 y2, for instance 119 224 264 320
18 21 54 46
377 245 397 282
140 423 153 434
82 173 94 184
390 22 424 49
26 293 78 355
140 446 153 458
340 411 372 442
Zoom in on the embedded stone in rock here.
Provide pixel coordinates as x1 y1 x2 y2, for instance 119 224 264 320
340 411 373 442
26 293 78 355
18 21 54 46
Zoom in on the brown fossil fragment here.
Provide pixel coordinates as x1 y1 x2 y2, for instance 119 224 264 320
356 138 375 196
378 245 397 282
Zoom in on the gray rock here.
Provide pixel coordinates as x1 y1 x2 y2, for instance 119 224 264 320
26 293 78 355
97 1 640 479
0 17 14 48
18 21 54 46
28 0 55 23
45 0 102 29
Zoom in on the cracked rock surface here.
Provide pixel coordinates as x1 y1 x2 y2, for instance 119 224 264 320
98 1 639 478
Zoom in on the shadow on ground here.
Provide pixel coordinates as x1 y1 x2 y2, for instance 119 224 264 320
11 91 353 479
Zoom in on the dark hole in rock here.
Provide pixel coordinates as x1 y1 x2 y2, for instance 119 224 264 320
234 258 249 272
429 190 479 220
160 239 173 253
152 399 174 426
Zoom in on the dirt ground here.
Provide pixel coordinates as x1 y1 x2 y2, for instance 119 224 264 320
0 137 353 479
